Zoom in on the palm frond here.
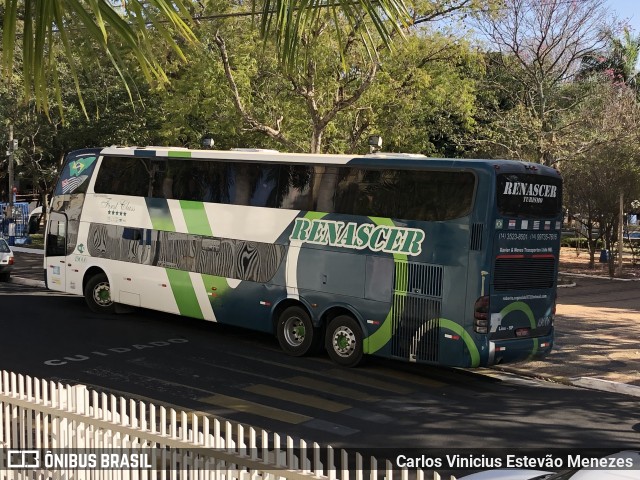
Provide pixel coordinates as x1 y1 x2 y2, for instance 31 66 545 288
259 0 411 71
1 0 197 117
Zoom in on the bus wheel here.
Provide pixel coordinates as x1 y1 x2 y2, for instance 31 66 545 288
84 273 116 314
276 306 320 356
326 315 364 367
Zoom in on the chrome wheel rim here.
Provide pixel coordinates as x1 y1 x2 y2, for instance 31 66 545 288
93 282 113 307
332 326 356 358
283 316 306 347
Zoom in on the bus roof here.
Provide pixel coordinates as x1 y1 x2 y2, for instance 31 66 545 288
76 146 560 177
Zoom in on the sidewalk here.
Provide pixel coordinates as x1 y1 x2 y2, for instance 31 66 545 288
498 274 640 397
9 248 640 397
496 292 640 397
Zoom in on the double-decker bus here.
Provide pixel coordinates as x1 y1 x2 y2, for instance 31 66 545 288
45 146 562 368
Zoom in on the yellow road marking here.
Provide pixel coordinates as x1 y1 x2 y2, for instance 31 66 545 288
285 376 379 402
243 384 350 413
199 394 311 425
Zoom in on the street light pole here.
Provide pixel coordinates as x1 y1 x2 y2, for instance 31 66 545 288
8 124 14 212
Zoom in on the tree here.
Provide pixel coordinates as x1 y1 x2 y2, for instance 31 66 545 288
0 0 413 115
1 0 196 116
0 30 166 207
579 28 640 94
562 82 640 274
473 0 611 165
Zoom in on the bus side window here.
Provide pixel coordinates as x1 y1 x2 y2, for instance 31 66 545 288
249 165 278 207
277 165 313 210
95 157 151 197
334 167 372 216
311 166 338 213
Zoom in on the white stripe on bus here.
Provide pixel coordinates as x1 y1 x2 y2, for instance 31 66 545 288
168 200 188 232
285 242 302 300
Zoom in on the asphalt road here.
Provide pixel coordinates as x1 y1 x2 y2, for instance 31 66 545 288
1 281 639 458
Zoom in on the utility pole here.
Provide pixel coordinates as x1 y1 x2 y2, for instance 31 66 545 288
618 192 624 276
6 124 16 245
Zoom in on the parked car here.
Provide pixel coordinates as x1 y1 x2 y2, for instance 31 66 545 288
0 237 14 281
458 451 640 480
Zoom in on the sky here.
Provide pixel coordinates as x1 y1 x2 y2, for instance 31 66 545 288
604 0 640 68
605 0 640 33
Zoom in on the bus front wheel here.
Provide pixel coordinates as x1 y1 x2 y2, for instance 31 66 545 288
84 273 116 314
276 306 321 356
326 315 364 367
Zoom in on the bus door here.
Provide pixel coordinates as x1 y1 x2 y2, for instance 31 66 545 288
46 211 68 290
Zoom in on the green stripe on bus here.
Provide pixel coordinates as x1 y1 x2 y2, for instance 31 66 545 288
363 217 408 355
168 150 192 158
145 198 176 232
166 269 204 319
438 318 480 367
304 211 327 220
180 201 213 236
500 301 536 329
200 274 230 300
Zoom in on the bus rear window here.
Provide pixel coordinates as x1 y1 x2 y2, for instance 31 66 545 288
497 173 562 218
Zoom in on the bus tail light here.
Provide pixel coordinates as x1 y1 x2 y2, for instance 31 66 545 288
474 296 489 334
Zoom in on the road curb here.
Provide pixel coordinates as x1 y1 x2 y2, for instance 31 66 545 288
493 365 575 386
11 246 44 254
559 271 640 282
10 276 45 288
493 365 640 397
569 377 640 397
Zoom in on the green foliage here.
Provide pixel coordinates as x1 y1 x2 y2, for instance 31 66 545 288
561 237 604 249
1 0 197 117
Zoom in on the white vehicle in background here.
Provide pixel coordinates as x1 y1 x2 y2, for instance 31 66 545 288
458 451 640 480
28 206 43 234
0 237 14 281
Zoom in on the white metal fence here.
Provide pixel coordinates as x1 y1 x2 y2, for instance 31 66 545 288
0 370 455 480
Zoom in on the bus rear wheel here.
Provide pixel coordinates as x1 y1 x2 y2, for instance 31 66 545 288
84 273 116 314
276 306 321 356
326 315 364 367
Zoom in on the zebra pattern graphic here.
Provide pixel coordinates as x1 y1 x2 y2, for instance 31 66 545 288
87 223 284 283
87 224 153 265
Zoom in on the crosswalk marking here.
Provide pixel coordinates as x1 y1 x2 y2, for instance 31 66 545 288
324 368 415 394
199 394 311 424
370 367 447 388
285 376 379 402
243 384 350 413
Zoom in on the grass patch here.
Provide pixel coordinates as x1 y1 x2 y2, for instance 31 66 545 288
25 234 44 249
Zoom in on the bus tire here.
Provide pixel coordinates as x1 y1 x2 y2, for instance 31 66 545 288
326 315 364 367
84 273 116 314
276 306 321 356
